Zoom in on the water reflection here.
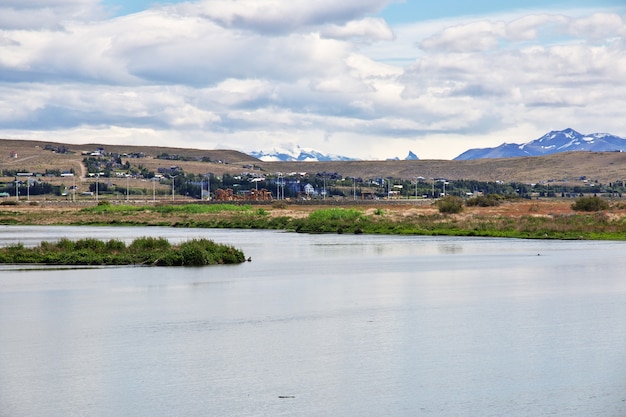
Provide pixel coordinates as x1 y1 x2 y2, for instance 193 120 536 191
437 243 463 254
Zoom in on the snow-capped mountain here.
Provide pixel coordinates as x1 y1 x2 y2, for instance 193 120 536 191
454 129 626 160
405 151 419 160
249 145 355 162
386 151 420 161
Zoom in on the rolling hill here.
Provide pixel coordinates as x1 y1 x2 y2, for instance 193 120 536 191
2 138 626 185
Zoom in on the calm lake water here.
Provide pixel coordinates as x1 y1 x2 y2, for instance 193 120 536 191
1 226 625 417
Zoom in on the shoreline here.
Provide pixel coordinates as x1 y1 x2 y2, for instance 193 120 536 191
2 198 626 240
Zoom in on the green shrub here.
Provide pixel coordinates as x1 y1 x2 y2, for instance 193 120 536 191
178 240 211 266
308 208 362 222
437 196 464 214
466 194 502 207
571 196 609 212
55 238 75 251
73 238 106 251
129 236 171 251
105 239 126 251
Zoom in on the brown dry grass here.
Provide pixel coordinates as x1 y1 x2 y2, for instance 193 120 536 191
3 138 626 185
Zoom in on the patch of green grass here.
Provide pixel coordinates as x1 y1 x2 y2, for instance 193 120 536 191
81 204 145 214
308 208 363 222
153 204 253 214
291 208 364 234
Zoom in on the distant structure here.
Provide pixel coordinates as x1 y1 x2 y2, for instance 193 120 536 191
9 151 17 159
361 190 376 200
213 188 272 201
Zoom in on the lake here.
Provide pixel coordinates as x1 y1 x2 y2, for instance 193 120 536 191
1 226 625 416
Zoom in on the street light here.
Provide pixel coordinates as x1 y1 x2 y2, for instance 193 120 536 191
276 174 282 200
206 173 211 200
26 175 30 202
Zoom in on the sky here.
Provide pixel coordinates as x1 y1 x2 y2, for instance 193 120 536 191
1 1 625 160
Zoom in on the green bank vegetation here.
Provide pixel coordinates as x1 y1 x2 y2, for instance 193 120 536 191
0 237 246 266
284 207 626 240
2 196 626 241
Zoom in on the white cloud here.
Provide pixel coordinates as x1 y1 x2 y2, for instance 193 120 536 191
321 18 394 41
505 14 569 41
420 20 506 52
567 12 625 40
175 0 392 33
0 0 105 29
0 2 625 160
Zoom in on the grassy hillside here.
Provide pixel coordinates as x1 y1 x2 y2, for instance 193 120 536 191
2 138 626 184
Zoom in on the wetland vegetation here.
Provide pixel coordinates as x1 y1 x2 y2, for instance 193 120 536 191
2 197 626 241
0 236 246 266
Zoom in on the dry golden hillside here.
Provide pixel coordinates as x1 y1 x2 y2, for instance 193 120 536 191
1 138 625 184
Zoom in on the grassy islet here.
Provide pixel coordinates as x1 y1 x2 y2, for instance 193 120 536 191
0 236 245 266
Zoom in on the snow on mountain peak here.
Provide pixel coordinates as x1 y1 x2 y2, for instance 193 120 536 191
455 129 626 160
249 144 355 162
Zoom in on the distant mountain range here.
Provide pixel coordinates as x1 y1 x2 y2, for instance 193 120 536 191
248 129 626 162
250 146 420 162
387 151 419 161
249 145 354 162
454 128 626 160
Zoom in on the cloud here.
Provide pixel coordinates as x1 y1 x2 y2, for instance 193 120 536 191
320 18 394 41
566 12 625 40
420 20 506 52
175 0 392 34
0 2 625 160
505 14 568 41
0 0 105 29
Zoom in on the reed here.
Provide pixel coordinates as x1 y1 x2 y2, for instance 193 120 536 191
0 237 245 266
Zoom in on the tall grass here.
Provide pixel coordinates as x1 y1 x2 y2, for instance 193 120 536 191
307 208 363 222
293 208 364 234
0 237 245 266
